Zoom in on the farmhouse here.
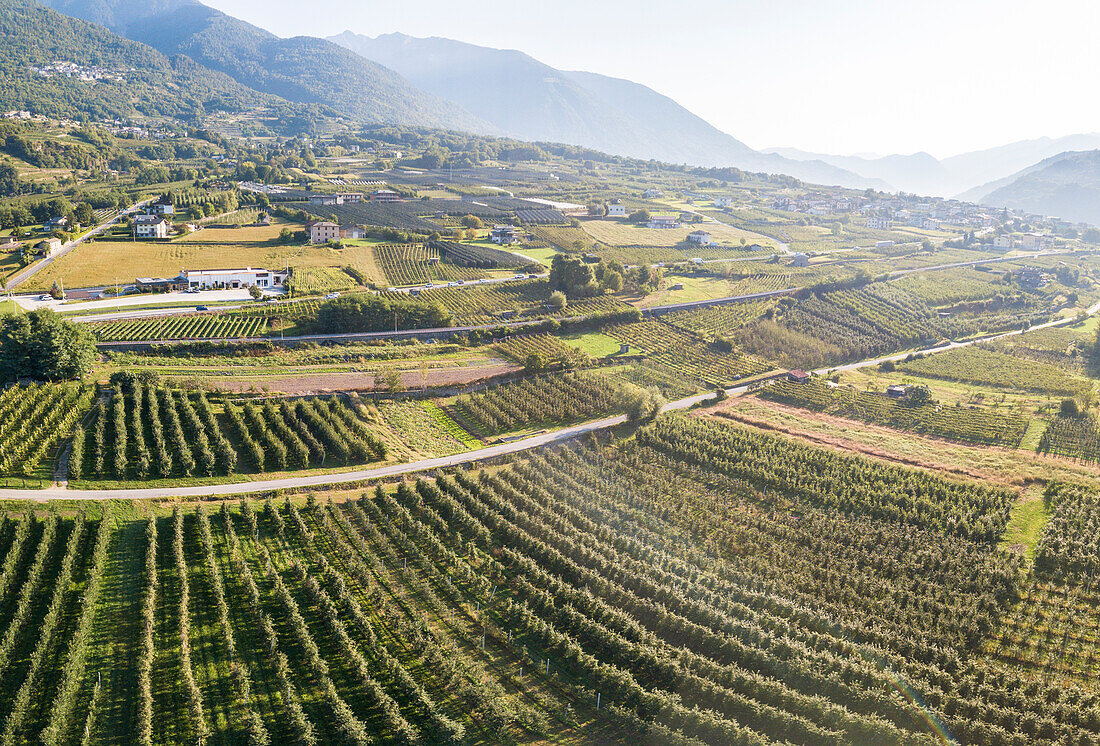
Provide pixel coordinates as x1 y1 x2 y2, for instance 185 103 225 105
31 237 62 256
687 230 712 245
340 225 366 240
182 267 288 290
150 195 174 216
866 216 891 230
306 220 339 244
369 189 401 202
714 197 733 208
43 216 69 232
642 189 663 199
647 216 679 229
310 194 343 206
607 202 627 217
334 192 364 203
490 225 518 244
789 252 810 267
133 215 171 239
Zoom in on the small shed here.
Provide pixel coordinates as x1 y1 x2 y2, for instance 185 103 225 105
886 384 908 399
787 369 811 384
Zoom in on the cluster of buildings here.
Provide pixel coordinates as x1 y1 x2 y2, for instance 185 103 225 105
772 191 998 231
132 196 177 239
32 61 127 82
993 232 1055 251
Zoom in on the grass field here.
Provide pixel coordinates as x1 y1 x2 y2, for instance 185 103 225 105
634 274 792 308
24 220 383 290
561 331 623 357
578 218 780 249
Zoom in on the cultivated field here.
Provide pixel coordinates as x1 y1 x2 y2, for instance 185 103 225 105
578 218 779 249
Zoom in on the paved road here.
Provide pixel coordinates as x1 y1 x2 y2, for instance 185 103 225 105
6 199 154 291
816 297 1100 376
0 374 753 500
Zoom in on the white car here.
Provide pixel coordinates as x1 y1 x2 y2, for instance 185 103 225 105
325 292 341 299
38 294 51 301
447 281 461 287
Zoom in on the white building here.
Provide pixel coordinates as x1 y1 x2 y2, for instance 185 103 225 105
369 189 401 202
714 197 733 208
866 216 891 230
789 252 810 267
642 189 663 199
133 215 171 239
310 194 343 206
150 195 175 216
490 225 518 244
182 267 288 290
647 216 679 229
687 230 712 245
607 203 627 217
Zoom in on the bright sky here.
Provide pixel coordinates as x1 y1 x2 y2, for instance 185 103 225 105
204 0 1100 159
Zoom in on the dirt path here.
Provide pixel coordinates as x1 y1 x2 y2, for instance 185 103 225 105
204 363 521 394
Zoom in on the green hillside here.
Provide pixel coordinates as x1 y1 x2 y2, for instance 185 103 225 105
42 0 498 134
0 0 288 123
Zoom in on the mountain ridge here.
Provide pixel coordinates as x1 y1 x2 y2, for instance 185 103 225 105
40 0 497 134
328 31 885 189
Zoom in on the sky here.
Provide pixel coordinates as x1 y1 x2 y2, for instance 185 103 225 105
203 0 1100 159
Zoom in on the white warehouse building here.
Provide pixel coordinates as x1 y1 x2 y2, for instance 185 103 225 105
182 267 288 289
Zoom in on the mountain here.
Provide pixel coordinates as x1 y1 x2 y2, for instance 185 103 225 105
967 150 1100 225
0 0 287 122
767 133 1100 197
40 0 496 134
328 32 883 189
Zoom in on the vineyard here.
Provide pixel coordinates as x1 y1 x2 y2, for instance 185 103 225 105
70 386 388 482
1037 414 1100 462
87 314 270 342
985 483 1100 685
374 243 487 286
375 400 475 458
383 280 629 325
605 320 771 386
0 383 93 479
431 240 530 269
494 333 592 369
663 299 775 337
900 346 1090 396
454 372 619 435
285 266 358 296
0 412 1097 742
758 379 1029 446
297 201 439 232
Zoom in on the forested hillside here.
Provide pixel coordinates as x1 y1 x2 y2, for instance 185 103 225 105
42 0 498 133
0 0 284 122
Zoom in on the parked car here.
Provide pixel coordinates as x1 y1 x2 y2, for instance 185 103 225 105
196 305 209 311
325 292 341 299
38 294 51 301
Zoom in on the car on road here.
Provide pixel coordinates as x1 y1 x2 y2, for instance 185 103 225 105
513 274 525 279
38 294 51 301
527 273 539 278
325 292 341 299
447 281 461 287
196 305 209 311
